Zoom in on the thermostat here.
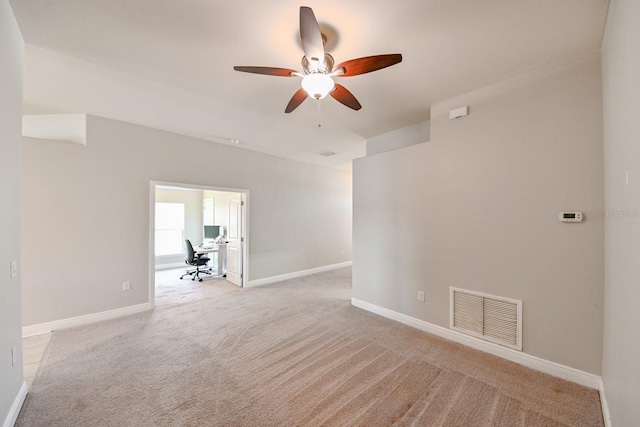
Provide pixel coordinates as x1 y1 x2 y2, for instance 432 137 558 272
559 212 582 223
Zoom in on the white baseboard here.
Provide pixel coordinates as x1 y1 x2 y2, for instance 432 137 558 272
246 261 352 288
22 303 151 337
3 381 27 427
155 262 184 270
351 298 603 390
599 380 612 427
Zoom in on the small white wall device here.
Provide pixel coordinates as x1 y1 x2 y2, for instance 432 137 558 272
559 212 582 223
449 106 469 120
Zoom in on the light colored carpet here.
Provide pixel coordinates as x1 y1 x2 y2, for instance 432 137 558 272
17 268 603 426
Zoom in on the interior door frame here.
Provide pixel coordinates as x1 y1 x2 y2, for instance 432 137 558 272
148 180 249 309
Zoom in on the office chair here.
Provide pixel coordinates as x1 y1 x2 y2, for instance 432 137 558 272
180 240 212 282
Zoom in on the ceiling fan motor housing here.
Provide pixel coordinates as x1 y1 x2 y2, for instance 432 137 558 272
302 53 334 75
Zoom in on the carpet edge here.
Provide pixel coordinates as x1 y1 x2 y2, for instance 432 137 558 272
350 297 602 389
22 303 151 338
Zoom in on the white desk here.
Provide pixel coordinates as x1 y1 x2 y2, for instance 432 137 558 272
195 244 227 277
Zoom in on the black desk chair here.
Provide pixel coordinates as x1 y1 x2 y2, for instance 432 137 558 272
180 240 212 282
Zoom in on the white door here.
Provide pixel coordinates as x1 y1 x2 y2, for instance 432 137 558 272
226 195 244 286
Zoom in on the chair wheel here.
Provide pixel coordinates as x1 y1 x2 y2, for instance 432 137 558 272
199 278 203 282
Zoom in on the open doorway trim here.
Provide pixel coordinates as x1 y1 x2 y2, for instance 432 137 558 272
149 180 250 310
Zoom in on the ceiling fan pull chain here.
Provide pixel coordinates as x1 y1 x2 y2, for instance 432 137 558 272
316 99 322 128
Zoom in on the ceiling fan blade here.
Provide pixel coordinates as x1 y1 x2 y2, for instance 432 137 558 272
330 84 362 110
285 88 308 113
233 66 297 77
299 7 324 63
335 54 402 77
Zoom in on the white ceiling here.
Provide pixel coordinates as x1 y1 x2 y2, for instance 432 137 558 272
10 0 609 171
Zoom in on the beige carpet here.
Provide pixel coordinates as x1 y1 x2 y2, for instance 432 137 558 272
17 268 603 426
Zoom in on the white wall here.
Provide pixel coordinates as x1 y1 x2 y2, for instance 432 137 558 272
21 115 352 327
218 191 238 235
0 0 25 423
366 120 430 156
353 55 604 374
601 0 640 424
203 189 240 235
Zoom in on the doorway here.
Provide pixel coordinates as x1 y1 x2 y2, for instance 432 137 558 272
148 181 248 309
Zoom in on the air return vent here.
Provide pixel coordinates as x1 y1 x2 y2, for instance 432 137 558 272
450 287 522 350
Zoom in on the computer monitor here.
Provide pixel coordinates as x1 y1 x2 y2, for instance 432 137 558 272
204 225 220 241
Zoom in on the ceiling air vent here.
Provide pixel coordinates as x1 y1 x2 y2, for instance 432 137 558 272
450 287 522 350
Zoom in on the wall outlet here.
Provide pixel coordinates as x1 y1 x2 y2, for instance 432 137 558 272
418 291 425 302
10 260 17 278
11 347 16 366
122 281 131 291
341 249 345 255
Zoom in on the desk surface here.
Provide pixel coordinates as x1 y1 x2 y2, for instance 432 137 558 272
195 243 227 253
198 242 227 251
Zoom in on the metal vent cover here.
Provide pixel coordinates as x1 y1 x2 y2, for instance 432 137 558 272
450 287 522 351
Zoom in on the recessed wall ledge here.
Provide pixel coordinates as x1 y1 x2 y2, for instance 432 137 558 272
22 113 87 146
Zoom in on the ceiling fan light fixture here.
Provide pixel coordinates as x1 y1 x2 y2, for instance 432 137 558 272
233 7 402 114
301 73 335 100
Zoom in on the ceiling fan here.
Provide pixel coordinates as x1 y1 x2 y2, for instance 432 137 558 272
233 6 402 113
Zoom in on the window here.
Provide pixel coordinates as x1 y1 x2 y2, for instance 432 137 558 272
155 203 185 256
